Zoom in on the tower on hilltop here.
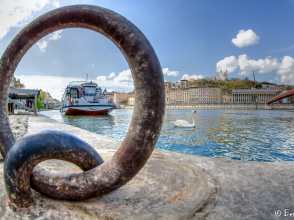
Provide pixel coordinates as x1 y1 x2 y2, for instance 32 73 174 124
219 69 228 81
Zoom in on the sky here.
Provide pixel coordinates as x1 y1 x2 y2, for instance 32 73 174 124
1 0 294 100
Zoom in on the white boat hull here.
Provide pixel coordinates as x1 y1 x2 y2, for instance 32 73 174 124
62 106 114 115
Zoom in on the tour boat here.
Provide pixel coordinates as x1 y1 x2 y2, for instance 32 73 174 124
60 81 115 115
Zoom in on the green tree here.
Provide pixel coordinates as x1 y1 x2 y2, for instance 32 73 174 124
33 99 44 109
120 99 128 105
10 76 25 89
38 91 47 101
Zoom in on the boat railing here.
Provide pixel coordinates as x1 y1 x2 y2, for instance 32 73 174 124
69 81 87 86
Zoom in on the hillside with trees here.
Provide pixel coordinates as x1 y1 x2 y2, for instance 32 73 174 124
10 76 25 89
189 78 264 93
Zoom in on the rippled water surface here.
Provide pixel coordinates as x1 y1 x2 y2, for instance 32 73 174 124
40 109 294 162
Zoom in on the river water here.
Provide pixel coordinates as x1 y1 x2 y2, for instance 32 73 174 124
40 109 294 162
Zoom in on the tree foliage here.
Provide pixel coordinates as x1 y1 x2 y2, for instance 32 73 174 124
189 79 263 93
32 99 44 109
10 76 25 89
120 99 128 104
38 91 47 101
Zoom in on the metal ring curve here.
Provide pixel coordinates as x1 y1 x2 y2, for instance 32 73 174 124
0 5 165 207
4 130 104 207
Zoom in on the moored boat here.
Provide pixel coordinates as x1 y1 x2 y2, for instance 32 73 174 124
60 81 115 115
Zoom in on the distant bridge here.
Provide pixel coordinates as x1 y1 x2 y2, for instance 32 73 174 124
266 89 294 104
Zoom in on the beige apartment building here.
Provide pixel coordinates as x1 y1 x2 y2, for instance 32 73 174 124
169 89 189 103
128 94 135 105
114 92 128 104
166 80 222 104
165 80 189 104
189 86 222 103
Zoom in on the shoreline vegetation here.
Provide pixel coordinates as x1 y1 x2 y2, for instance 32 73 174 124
189 78 263 93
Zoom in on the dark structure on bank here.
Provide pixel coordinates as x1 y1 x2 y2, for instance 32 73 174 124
7 89 40 114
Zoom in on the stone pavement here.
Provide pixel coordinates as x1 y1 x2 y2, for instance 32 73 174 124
0 114 293 219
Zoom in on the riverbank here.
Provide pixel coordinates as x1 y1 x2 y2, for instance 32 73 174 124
118 103 294 110
166 102 294 110
9 110 30 140
0 110 31 160
0 113 293 219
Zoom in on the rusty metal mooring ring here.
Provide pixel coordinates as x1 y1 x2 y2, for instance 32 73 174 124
0 5 165 208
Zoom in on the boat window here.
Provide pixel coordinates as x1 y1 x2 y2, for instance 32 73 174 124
84 87 96 95
70 89 78 99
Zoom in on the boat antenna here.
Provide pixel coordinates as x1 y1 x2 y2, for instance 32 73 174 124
86 74 88 81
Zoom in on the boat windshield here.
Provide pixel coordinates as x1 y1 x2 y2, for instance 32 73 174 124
84 86 96 95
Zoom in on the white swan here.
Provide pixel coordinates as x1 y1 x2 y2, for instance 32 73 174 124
172 110 197 127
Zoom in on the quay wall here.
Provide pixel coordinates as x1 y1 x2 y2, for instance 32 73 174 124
166 103 294 110
1 114 294 219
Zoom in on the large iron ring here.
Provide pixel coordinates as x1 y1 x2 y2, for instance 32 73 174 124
0 5 165 207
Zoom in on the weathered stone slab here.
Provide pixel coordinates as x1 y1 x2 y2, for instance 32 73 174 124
0 151 218 219
0 113 293 219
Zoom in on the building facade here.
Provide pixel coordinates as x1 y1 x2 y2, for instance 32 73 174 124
166 81 222 104
165 80 189 104
189 86 222 103
189 87 199 103
168 88 189 103
128 94 135 105
222 93 229 103
114 92 128 104
165 81 172 104
231 89 276 103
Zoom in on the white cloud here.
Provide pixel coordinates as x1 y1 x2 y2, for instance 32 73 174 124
181 74 204 80
52 0 59 7
217 54 281 74
217 54 294 84
16 75 86 100
0 0 60 40
271 45 294 53
232 29 260 48
108 72 115 78
216 56 239 73
15 75 135 101
277 56 294 84
162 68 180 77
36 30 62 52
113 69 133 83
96 76 107 81
37 40 48 52
274 77 279 83
49 30 62 40
238 54 279 74
238 71 250 76
277 56 294 75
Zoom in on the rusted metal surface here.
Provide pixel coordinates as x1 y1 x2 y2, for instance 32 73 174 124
4 130 104 207
0 5 164 207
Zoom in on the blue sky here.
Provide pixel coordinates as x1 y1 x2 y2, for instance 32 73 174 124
1 0 294 100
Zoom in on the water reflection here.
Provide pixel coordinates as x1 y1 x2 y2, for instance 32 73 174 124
40 109 294 162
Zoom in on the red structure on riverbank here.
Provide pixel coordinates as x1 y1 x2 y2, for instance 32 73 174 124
266 89 294 104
